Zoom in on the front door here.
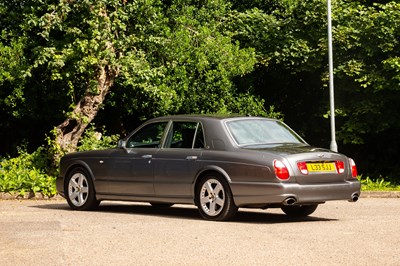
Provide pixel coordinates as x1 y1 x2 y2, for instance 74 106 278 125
107 121 168 197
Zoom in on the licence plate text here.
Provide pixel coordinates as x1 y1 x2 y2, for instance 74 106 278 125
307 162 336 173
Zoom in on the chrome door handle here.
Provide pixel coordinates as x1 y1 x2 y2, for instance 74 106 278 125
186 156 198 160
142 155 152 159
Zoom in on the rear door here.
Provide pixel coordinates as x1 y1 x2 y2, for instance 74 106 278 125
153 121 205 198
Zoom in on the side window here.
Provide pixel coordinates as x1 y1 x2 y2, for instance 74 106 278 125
126 122 167 148
165 122 205 149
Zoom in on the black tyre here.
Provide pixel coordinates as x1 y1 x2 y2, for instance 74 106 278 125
195 173 238 221
281 204 318 217
65 167 100 211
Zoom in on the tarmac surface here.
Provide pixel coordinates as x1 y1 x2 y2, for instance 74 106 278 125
1 197 400 265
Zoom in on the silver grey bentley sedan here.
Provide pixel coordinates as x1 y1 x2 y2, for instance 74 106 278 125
56 115 361 221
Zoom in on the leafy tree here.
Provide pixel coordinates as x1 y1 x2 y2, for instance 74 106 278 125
333 1 400 177
25 0 168 161
334 2 400 144
104 0 264 124
1 0 267 163
227 0 400 178
225 0 331 143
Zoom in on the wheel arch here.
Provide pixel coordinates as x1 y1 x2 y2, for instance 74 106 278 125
64 160 96 187
193 165 232 201
63 160 100 211
193 165 238 220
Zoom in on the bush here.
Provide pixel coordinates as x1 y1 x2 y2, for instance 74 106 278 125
359 175 400 191
0 126 120 197
0 147 57 196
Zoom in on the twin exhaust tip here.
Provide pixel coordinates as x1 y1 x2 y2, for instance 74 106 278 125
283 193 360 205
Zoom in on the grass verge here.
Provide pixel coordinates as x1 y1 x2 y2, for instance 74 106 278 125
359 176 400 191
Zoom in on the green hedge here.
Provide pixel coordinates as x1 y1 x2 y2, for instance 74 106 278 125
0 126 119 197
0 147 56 196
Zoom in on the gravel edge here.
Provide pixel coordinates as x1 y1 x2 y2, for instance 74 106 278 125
360 191 400 198
0 192 64 200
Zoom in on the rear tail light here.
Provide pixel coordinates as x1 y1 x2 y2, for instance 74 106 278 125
297 162 308 175
336 161 345 174
274 160 290 180
349 158 358 178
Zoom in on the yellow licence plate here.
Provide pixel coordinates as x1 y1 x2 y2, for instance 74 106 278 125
307 162 336 173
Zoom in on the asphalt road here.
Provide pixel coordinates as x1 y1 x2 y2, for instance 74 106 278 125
1 198 399 266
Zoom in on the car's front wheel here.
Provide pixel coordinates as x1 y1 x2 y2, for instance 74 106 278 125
196 174 238 221
281 204 318 217
65 167 100 211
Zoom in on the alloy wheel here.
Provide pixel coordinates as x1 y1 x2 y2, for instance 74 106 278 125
199 178 226 217
68 173 89 207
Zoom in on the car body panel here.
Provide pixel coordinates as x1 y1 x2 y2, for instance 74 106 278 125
153 148 203 198
106 148 156 197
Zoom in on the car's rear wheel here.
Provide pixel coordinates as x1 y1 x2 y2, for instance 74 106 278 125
196 174 238 221
281 204 318 217
65 167 100 211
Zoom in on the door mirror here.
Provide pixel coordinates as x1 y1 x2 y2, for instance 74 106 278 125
117 139 127 148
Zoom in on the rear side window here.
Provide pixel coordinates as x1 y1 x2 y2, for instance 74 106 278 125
165 122 205 149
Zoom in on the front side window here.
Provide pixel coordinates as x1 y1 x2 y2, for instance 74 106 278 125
126 122 168 148
226 119 304 146
165 122 205 149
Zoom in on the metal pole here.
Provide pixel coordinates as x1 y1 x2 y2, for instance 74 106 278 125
327 0 338 152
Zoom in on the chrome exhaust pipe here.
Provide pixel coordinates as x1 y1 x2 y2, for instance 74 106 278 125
350 193 359 202
283 197 297 206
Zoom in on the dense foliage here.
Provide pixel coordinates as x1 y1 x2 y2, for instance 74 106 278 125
0 0 399 194
0 147 56 196
228 0 400 179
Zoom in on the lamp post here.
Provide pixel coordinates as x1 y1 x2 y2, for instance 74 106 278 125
327 0 338 152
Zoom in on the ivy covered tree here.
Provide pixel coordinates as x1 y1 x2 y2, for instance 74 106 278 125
22 0 169 158
0 0 266 163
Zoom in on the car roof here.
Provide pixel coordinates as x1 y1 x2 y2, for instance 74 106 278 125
147 114 277 122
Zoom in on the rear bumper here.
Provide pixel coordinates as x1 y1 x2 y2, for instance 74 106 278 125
230 180 361 207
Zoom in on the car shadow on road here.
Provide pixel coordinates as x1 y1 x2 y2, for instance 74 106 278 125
32 202 337 224
234 210 336 224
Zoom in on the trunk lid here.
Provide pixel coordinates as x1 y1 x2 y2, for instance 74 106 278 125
243 144 352 184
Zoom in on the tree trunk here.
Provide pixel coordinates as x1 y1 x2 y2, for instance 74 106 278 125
53 65 117 162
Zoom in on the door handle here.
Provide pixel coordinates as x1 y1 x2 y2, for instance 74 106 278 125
142 155 152 159
186 156 198 161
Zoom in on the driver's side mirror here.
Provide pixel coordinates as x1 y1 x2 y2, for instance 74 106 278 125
117 139 127 148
